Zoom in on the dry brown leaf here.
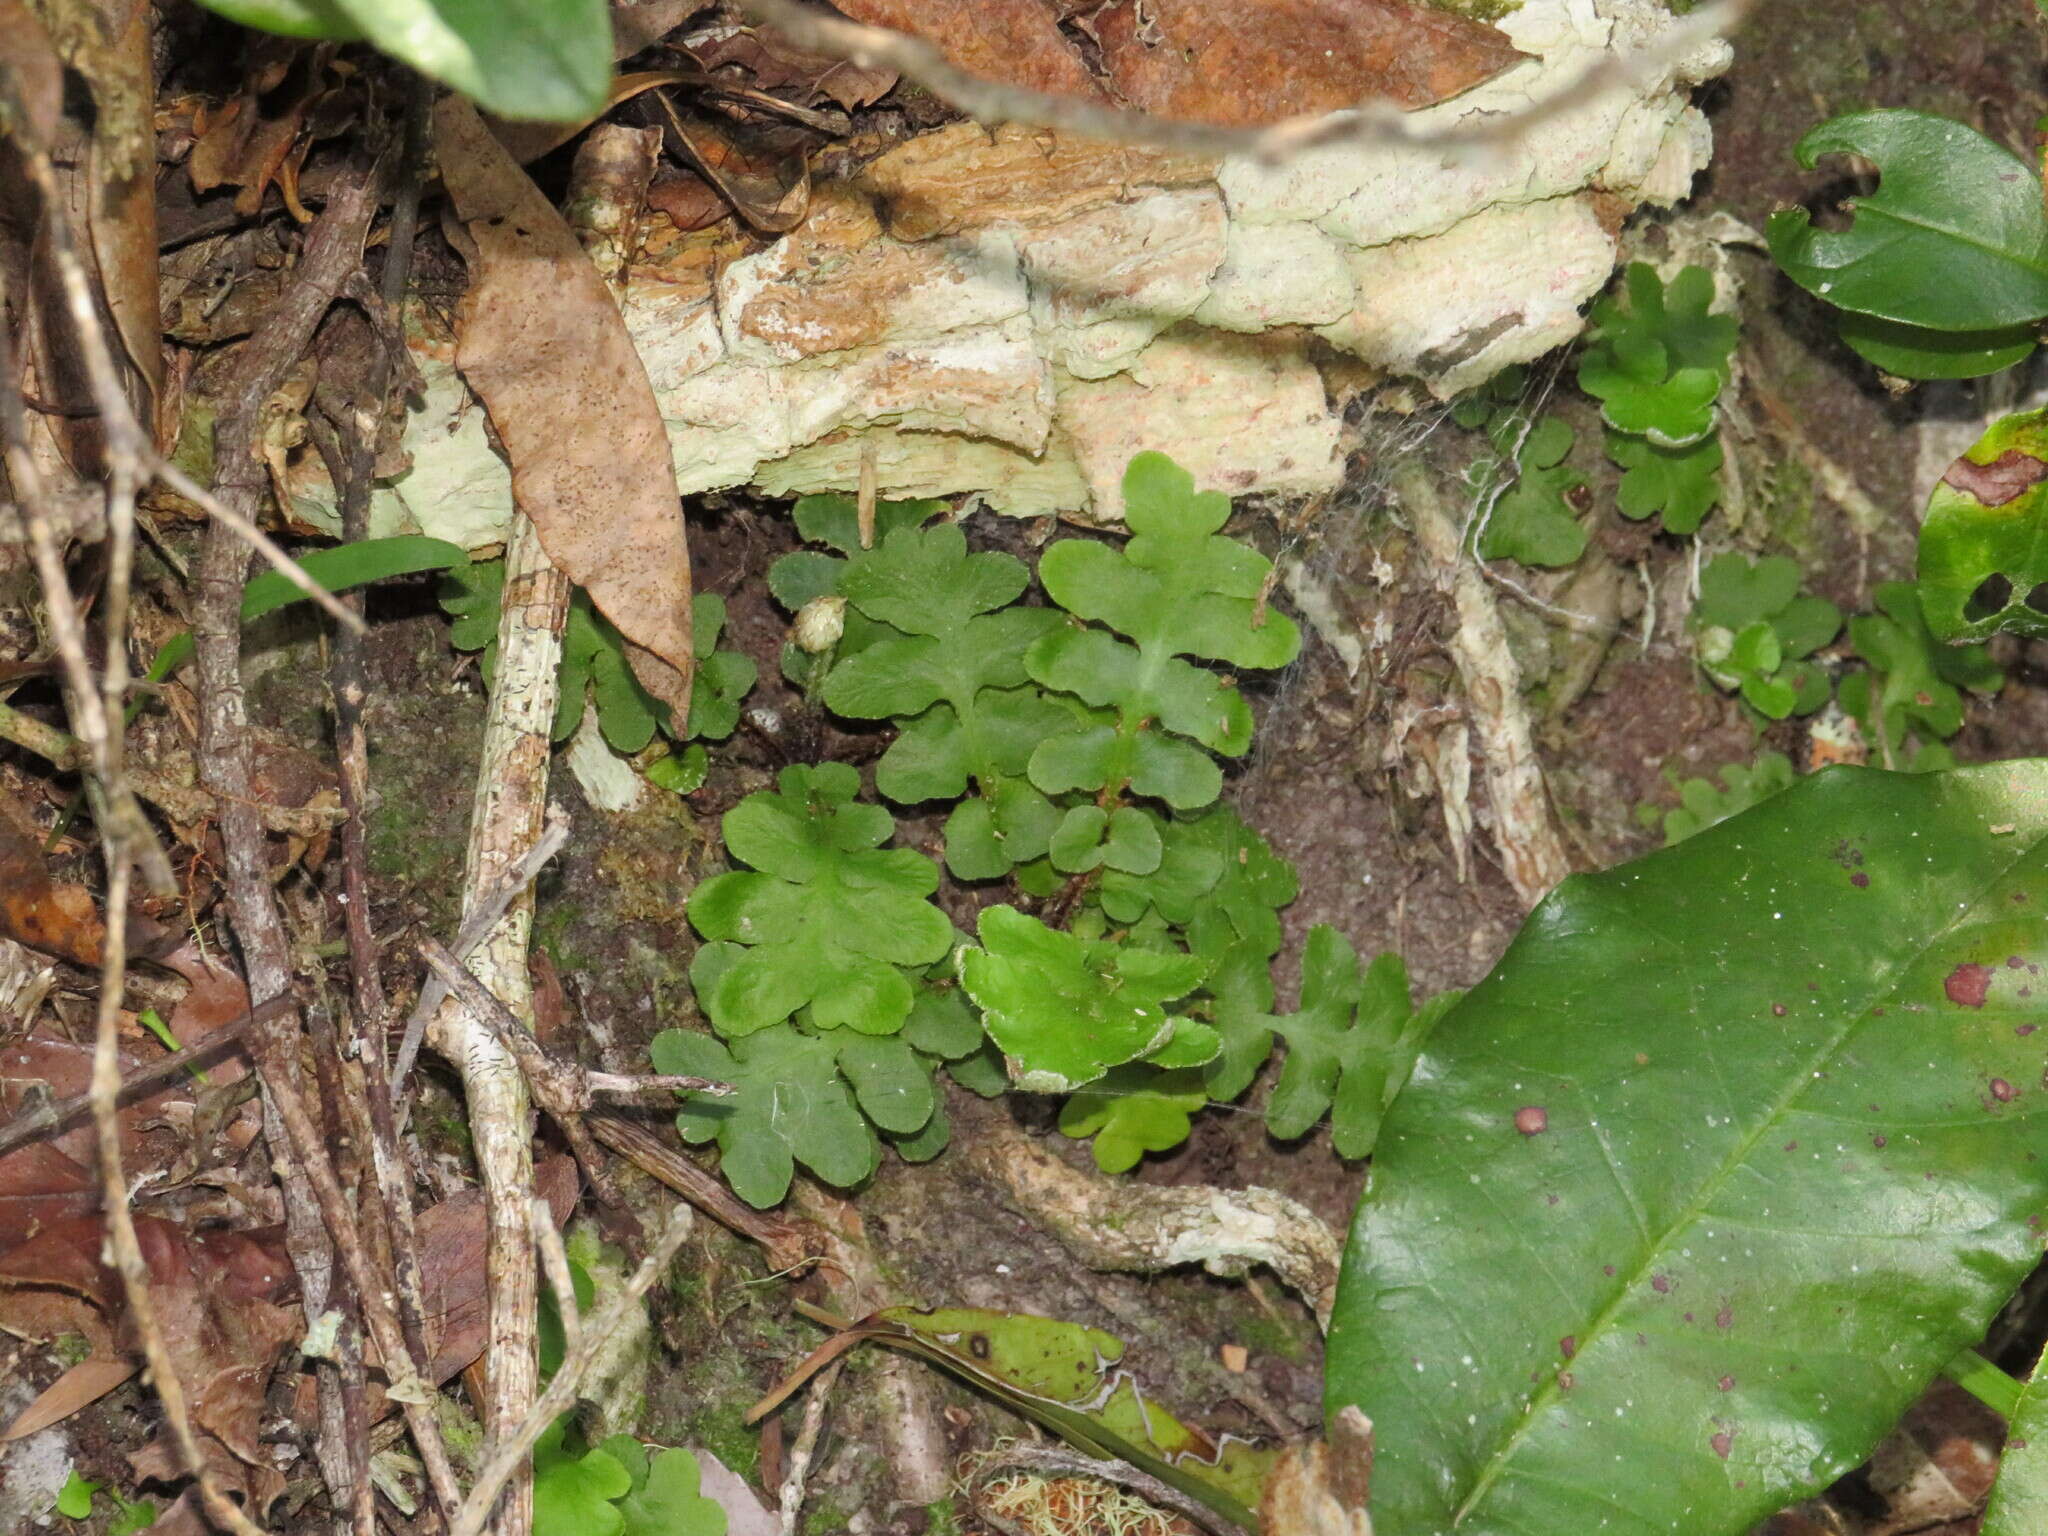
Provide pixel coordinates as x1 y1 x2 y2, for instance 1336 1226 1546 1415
0 1139 97 1260
648 168 732 232
653 95 811 233
0 793 104 968
0 1354 140 1441
834 0 1106 101
186 51 351 220
0 1213 299 1504
613 0 697 58
435 95 694 723
411 1155 578 1385
1089 0 1527 124
690 24 899 110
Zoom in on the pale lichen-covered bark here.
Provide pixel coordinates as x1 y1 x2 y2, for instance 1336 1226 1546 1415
294 0 1728 536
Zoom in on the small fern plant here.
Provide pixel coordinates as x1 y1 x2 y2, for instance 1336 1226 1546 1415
657 453 1448 1205
440 561 757 792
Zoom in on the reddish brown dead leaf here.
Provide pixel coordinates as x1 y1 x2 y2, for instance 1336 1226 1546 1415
187 52 351 220
652 95 811 233
832 0 1106 102
434 96 694 723
0 793 104 968
648 168 732 232
0 1213 298 1476
690 23 900 110
833 0 1522 127
1090 0 1525 123
412 1155 578 1385
157 940 253 1049
0 1138 97 1260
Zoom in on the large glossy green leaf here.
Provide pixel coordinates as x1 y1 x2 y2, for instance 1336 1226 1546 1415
1919 406 2048 644
1984 1342 2048 1536
196 0 610 120
1838 312 2038 381
1767 110 2048 332
1328 763 2048 1536
193 0 362 39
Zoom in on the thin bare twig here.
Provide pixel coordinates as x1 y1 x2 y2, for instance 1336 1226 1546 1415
256 1030 466 1520
530 1198 581 1358
0 695 346 834
306 367 440 1417
731 0 1747 161
0 993 294 1158
193 171 383 1520
447 1205 696 1536
586 1112 814 1275
420 935 621 1206
390 815 571 1098
0 115 268 1536
777 1358 843 1536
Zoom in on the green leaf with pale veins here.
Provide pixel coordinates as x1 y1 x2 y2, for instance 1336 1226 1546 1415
687 764 950 1036
1328 763 2048 1536
957 905 1209 1091
653 1024 877 1208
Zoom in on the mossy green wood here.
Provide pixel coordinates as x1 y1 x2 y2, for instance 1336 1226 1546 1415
1327 763 2048 1536
1983 1342 2048 1536
1920 407 2048 644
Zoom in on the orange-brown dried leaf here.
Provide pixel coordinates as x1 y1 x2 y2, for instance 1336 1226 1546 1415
1089 0 1525 124
656 100 811 233
690 26 899 110
434 96 694 722
832 0 1106 102
0 793 103 967
648 168 731 232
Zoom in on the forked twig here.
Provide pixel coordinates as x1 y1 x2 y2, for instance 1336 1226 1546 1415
446 1205 695 1536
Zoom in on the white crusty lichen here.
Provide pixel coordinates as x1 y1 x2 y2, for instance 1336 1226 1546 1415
300 0 1728 537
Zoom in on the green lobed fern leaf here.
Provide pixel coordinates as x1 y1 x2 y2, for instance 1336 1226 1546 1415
1024 453 1301 812
686 764 951 1037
